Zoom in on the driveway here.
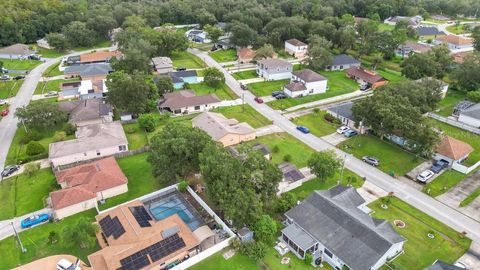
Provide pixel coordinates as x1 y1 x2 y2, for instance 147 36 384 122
188 47 480 242
2 158 50 180
457 241 480 270
255 125 283 137
0 207 53 241
321 132 349 146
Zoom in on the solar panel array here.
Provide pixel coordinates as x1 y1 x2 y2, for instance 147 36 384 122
285 169 304 182
99 215 125 239
117 233 186 270
129 206 152 227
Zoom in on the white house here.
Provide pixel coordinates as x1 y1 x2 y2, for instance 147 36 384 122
256 59 292 81
283 69 327 98
284 39 308 59
458 103 480 128
433 35 474 51
326 54 361 71
158 90 221 115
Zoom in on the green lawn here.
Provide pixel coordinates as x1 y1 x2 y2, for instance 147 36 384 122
210 49 237 63
99 153 163 210
247 79 289 97
291 111 339 137
460 186 480 207
232 69 258 80
268 71 358 110
378 23 395 32
0 210 99 270
42 61 63 77
446 25 468 34
377 68 407 83
188 82 238 100
436 90 467 117
34 78 79 95
72 39 111 52
171 51 206 69
339 135 423 176
370 197 471 270
253 133 315 168
123 123 149 150
0 168 57 220
0 80 23 99
423 170 467 197
214 104 272 128
35 47 65 58
2 59 42 70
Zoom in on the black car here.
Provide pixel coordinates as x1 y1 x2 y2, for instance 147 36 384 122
275 93 287 99
430 160 449 174
240 84 248 90
0 75 9 81
1 165 20 177
13 75 25 80
176 67 187 71
28 55 41 60
362 156 380 166
271 91 283 97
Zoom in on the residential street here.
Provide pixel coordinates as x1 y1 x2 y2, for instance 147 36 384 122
189 48 480 243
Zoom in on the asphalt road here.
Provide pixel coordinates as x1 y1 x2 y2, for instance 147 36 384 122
189 48 480 242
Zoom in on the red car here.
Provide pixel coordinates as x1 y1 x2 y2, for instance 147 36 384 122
1 109 9 116
254 97 264 103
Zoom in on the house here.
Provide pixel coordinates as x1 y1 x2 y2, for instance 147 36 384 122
88 201 200 270
416 77 449 98
278 163 305 183
192 112 256 147
384 15 423 27
346 66 388 89
60 79 108 100
396 41 432 57
285 39 308 59
64 63 113 80
0 43 36 59
257 59 293 81
58 99 113 127
79 50 122 65
48 121 128 168
237 48 256 64
158 90 221 115
216 37 233 50
326 54 361 71
284 69 328 98
424 260 465 270
327 102 367 134
237 227 254 242
252 143 271 160
151 57 173 74
49 157 128 219
281 185 405 270
430 15 451 21
457 103 480 127
433 35 474 51
168 70 198 89
434 135 474 166
416 26 446 39
36 38 51 49
186 29 211 43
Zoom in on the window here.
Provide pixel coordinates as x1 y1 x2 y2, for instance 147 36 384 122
119 145 127 151
299 249 305 258
88 89 94 94
174 109 181 114
194 105 200 110
324 249 333 258
96 151 101 156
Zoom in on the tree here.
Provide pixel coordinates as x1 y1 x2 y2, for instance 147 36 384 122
204 24 224 44
239 241 267 261
61 217 98 249
401 53 437 79
156 76 174 95
45 33 69 51
203 67 225 88
228 22 258 48
371 55 383 71
24 162 40 177
106 71 157 115
15 101 67 131
451 53 480 91
308 150 341 182
277 192 297 212
87 15 117 39
62 21 96 47
305 35 333 70
149 122 215 183
111 40 154 74
335 27 356 52
26 141 45 156
254 44 276 60
472 26 480 51
467 91 480 102
253 215 277 243
138 114 157 132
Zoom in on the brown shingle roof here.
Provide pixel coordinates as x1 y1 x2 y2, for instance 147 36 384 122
346 67 387 85
436 136 473 160
80 50 122 63
50 186 96 210
158 90 220 110
286 39 307 47
436 35 473 46
293 69 327 82
237 48 255 60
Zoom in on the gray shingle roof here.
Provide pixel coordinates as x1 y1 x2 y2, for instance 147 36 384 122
328 102 356 121
417 26 446 36
292 69 327 82
331 54 360 66
170 70 197 78
285 185 405 270
424 260 465 270
282 223 316 250
59 99 112 124
64 63 112 77
461 103 480 120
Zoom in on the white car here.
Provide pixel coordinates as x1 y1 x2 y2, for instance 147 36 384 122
417 170 434 183
0 99 7 105
57 259 81 270
336 126 349 134
454 262 467 269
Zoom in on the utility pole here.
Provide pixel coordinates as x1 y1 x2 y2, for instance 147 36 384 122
339 154 347 184
11 222 27 253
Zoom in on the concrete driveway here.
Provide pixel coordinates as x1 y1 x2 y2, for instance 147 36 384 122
321 132 349 146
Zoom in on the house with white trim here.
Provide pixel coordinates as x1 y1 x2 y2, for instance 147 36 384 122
283 69 327 98
256 59 292 81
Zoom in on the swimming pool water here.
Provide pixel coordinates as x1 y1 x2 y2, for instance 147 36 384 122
147 193 202 231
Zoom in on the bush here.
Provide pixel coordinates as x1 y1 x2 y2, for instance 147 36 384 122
277 192 297 212
177 180 189 192
283 154 292 162
26 141 45 156
63 123 76 136
138 114 157 132
20 130 42 144
272 145 280 153
312 108 320 114
53 131 67 142
467 90 480 102
126 127 136 134
24 162 40 177
239 241 267 262
304 253 313 265
324 113 335 123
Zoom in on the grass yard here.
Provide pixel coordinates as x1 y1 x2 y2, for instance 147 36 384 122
34 78 79 95
72 39 111 52
422 170 467 197
214 104 272 128
268 71 358 110
232 69 258 80
370 197 471 270
0 80 23 98
446 25 469 34
99 153 163 210
253 132 315 168
377 68 407 83
291 111 339 137
171 51 206 69
42 61 63 77
378 23 395 32
339 135 423 176
2 59 42 70
35 47 65 58
436 90 467 117
0 169 57 220
247 79 289 97
123 123 149 150
188 82 238 100
0 210 99 270
210 49 237 63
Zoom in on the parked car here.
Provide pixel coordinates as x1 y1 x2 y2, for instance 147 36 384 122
0 75 9 81
271 91 283 97
1 109 9 116
1 165 20 177
296 126 310 134
343 129 358 138
28 54 41 60
240 83 248 90
254 97 264 103
417 170 434 183
453 262 467 269
0 99 8 105
13 75 25 80
362 156 380 167
176 67 186 71
336 126 349 134
57 258 81 270
20 213 50 229
430 159 449 174
360 84 370 91
45 91 59 97
275 93 287 99
0 67 7 73
210 46 218 51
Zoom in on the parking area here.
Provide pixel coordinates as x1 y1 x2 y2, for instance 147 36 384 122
405 160 444 183
321 132 350 145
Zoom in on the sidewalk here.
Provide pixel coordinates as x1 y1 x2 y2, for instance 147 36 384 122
239 77 264 84
0 207 52 241
255 124 283 137
39 75 64 82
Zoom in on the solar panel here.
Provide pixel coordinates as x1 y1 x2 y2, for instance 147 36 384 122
98 215 125 239
117 255 150 270
129 206 152 227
